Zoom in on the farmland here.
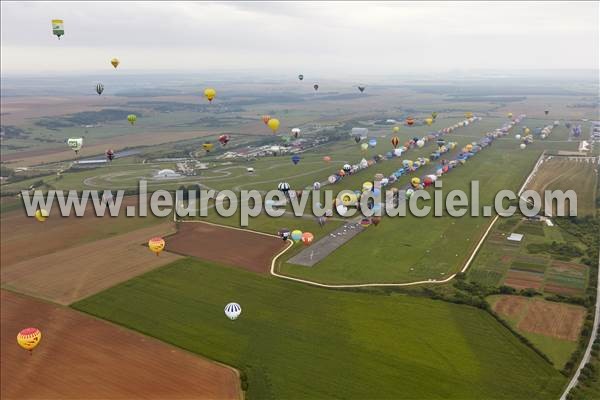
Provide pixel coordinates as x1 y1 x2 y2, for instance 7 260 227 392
73 257 566 399
489 295 587 368
1 290 241 400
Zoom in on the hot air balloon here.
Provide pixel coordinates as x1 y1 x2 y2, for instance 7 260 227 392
411 177 421 188
96 83 104 95
218 134 230 146
507 112 513 119
520 143 526 150
313 182 321 190
354 136 362 144
291 128 301 138
224 303 242 320
106 148 115 161
204 88 216 102
262 115 271 125
417 139 425 148
431 112 438 119
301 232 314 246
371 216 381 226
313 84 319 91
317 216 327 227
523 127 530 135
51 19 64 39
17 328 42 354
406 117 415 126
368 138 377 148
515 134 521 140
267 118 280 133
323 156 331 163
391 136 400 148
127 114 137 125
148 237 165 256
357 85 366 93
278 182 290 193
67 138 83 155
202 142 214 152
361 143 369 153
298 74 304 81
35 209 49 222
111 58 120 69
393 126 400 134
425 118 433 126
278 228 290 241
343 163 352 173
291 229 302 242
291 155 301 165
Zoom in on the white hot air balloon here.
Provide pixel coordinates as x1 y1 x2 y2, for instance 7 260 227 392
224 302 242 320
520 143 526 150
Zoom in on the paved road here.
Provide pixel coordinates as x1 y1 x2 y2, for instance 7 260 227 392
287 221 364 266
560 250 600 400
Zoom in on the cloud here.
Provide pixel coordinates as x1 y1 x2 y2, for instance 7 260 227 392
1 1 598 74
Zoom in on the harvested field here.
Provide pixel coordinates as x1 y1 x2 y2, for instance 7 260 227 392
1 290 241 400
1 223 180 305
167 222 287 273
504 270 544 290
518 299 586 341
544 284 583 297
492 295 529 320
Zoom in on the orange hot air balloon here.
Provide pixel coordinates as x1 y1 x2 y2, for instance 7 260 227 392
17 327 42 354
406 117 415 126
262 115 271 125
323 156 331 163
391 136 400 148
148 237 165 256
301 232 314 246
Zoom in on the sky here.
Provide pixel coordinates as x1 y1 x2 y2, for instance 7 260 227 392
1 1 598 77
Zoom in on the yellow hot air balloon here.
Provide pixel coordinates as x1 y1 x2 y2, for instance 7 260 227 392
17 328 42 354
507 112 513 119
425 118 433 126
465 112 473 118
465 144 473 152
267 118 280 133
202 142 214 152
35 209 49 222
148 237 165 256
51 19 64 39
127 114 137 125
204 88 216 102
393 126 400 133
111 58 120 69
411 177 421 188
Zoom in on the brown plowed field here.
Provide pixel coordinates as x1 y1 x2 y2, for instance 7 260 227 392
0 196 163 267
504 270 544 290
1 223 180 305
1 290 241 400
492 295 528 319
167 222 287 273
518 299 586 341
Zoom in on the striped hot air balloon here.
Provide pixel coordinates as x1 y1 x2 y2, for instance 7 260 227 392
224 303 242 320
96 83 104 95
391 136 400 148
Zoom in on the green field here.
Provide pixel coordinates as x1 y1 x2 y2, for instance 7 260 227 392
73 258 566 399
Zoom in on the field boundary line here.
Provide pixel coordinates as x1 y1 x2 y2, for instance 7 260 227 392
175 152 544 289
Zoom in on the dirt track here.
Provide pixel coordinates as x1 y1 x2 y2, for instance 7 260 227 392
1 223 180 305
168 222 287 273
1 290 241 400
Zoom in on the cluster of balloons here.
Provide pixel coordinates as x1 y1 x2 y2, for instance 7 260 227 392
278 228 314 246
402 116 526 196
331 117 479 187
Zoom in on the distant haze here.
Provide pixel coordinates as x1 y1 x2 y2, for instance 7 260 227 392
1 1 598 77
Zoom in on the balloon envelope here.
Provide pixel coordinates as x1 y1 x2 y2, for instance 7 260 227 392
224 303 242 320
17 327 42 352
267 118 280 133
